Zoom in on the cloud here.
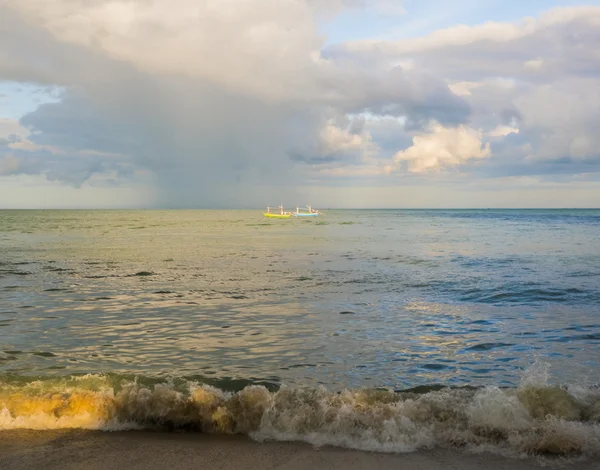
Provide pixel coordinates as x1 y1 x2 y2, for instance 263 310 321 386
488 125 519 138
512 78 600 161
387 122 490 174
447 81 482 97
4 0 331 101
332 6 600 87
0 0 474 207
0 118 30 140
12 80 307 195
321 120 373 154
332 6 600 178
1 106 137 186
293 117 378 163
338 6 600 56
1 2 600 207
289 116 388 182
0 154 20 175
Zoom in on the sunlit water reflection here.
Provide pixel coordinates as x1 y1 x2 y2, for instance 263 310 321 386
1 209 599 390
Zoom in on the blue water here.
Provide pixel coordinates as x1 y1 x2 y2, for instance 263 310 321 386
1 209 599 390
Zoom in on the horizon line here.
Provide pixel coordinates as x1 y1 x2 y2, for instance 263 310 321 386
1 207 599 211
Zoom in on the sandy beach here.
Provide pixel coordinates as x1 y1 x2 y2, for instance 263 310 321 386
0 430 598 470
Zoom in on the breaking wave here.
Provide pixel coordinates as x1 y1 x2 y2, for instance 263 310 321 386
1 363 599 459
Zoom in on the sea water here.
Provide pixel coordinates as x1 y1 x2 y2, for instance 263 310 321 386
1 209 599 456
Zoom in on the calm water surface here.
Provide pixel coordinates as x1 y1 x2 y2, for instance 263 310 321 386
1 209 599 390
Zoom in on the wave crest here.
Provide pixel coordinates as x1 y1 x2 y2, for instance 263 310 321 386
1 374 599 458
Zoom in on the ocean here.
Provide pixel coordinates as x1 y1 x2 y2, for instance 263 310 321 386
1 209 599 458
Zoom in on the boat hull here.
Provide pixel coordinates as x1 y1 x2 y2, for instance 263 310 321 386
293 213 318 217
263 213 291 219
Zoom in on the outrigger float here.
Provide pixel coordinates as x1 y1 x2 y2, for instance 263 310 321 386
263 204 321 219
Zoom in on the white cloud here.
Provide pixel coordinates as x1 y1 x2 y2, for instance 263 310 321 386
488 125 519 137
300 119 385 178
448 81 482 97
524 58 544 70
333 5 600 175
341 6 600 55
319 120 377 157
5 0 329 101
335 5 600 101
387 122 491 173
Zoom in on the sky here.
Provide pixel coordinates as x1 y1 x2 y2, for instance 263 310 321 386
1 0 600 209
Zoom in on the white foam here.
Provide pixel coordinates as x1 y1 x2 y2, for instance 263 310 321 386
1 370 599 458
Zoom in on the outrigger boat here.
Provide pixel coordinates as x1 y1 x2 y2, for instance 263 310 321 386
263 205 291 219
292 205 320 217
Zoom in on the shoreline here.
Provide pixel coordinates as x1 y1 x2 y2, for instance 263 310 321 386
1 430 598 470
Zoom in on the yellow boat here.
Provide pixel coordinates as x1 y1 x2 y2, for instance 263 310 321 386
263 205 291 218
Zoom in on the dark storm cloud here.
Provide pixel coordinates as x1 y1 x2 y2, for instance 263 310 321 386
0 0 476 206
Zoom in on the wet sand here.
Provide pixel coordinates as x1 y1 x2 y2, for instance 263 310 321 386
1 430 598 470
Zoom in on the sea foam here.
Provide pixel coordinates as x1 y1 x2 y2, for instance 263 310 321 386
1 364 599 458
